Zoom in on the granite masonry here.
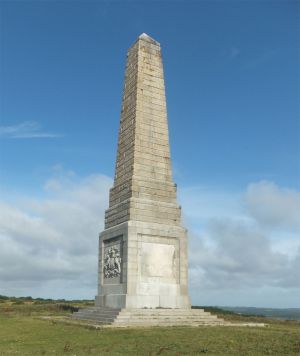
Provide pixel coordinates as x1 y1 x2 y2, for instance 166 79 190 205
96 33 189 310
72 34 228 326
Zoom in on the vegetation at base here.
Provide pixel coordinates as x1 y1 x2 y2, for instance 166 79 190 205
0 296 299 355
192 306 238 315
221 306 300 321
192 306 268 324
0 295 93 317
193 306 300 325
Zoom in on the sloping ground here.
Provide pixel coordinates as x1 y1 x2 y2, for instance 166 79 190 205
1 298 299 355
0 315 299 355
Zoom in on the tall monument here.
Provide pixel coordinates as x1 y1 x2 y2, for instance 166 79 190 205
96 33 190 309
71 33 262 328
72 34 228 326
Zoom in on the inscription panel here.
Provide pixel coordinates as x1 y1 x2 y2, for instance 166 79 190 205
141 242 175 278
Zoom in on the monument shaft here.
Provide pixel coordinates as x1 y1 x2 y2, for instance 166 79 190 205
96 34 190 309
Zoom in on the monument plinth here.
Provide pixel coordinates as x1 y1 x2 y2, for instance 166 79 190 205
96 33 190 309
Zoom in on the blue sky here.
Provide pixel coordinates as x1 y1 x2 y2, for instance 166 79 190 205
0 1 299 307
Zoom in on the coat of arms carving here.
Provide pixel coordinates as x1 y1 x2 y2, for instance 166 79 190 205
104 247 121 278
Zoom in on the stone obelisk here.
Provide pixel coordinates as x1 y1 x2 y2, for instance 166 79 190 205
96 33 190 309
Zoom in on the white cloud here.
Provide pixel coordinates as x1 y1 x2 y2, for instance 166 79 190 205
0 172 112 299
0 176 299 306
245 180 300 230
0 121 61 139
181 181 300 307
189 219 288 289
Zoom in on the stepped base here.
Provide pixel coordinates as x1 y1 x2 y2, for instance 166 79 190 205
71 307 227 326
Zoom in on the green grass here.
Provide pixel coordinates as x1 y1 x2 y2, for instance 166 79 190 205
0 298 299 355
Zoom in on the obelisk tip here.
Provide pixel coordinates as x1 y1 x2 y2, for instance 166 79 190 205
138 33 160 45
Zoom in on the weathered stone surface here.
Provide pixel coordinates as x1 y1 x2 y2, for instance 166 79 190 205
104 33 177 229
71 306 266 327
70 36 266 328
72 307 230 326
96 33 190 310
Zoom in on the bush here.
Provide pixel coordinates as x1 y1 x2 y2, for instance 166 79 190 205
19 296 33 301
12 301 24 305
57 304 79 313
33 300 45 305
0 295 9 300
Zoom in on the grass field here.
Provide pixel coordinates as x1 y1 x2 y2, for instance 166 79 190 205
0 297 299 355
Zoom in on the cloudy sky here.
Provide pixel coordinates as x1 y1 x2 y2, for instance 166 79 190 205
0 1 299 307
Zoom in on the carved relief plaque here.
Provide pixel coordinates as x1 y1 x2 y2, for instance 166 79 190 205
104 246 121 278
103 236 123 284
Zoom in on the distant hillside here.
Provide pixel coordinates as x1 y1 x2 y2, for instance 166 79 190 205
220 306 300 321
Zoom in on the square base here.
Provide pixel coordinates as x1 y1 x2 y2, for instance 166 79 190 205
96 220 190 309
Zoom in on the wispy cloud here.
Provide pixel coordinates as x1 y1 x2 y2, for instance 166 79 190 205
229 47 240 60
0 121 62 139
243 49 278 69
0 174 299 305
